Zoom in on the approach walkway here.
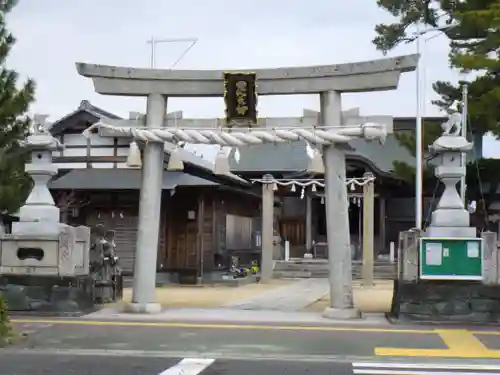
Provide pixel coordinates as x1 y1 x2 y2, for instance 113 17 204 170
222 278 329 311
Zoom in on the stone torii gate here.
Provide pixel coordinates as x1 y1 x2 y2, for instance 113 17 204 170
77 55 418 318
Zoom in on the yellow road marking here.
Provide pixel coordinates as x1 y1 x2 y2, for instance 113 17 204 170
9 318 435 333
13 318 500 358
471 330 500 335
376 329 500 358
438 329 490 355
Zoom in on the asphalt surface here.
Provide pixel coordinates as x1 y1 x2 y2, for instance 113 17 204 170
0 353 354 375
4 352 500 375
5 319 500 374
12 320 447 357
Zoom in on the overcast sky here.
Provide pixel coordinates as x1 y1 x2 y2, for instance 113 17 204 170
6 0 500 157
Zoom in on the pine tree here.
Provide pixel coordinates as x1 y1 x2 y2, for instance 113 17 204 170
0 0 35 214
0 0 36 344
372 0 500 191
391 119 444 184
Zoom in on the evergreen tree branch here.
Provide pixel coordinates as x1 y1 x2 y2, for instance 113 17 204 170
0 0 35 213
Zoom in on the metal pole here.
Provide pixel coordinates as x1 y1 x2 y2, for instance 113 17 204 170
460 83 468 205
148 36 155 68
415 26 423 230
146 37 198 69
413 23 458 229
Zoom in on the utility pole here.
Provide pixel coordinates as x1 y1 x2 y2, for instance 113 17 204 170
413 23 458 229
460 83 468 205
146 36 198 69
415 23 423 230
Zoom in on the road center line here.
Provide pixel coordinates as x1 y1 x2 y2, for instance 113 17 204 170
159 358 215 375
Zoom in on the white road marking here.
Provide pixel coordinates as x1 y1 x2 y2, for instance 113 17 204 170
354 362 500 370
159 358 215 375
353 362 500 375
354 370 493 375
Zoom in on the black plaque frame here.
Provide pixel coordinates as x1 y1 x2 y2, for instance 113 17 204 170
223 72 257 127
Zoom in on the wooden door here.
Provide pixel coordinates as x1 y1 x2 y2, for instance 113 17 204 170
279 219 305 246
165 195 199 270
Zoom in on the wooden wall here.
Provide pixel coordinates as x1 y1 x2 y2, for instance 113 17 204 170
67 190 166 274
59 187 261 275
52 125 130 170
163 188 260 273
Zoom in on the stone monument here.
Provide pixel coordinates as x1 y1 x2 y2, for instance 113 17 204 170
90 224 123 303
0 116 94 315
391 114 500 323
426 114 475 238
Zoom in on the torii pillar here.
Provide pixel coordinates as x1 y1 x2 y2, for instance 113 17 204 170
261 174 275 282
320 91 359 318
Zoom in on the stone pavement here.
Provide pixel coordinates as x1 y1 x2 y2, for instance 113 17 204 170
115 278 393 313
222 278 329 311
83 279 392 324
82 306 390 325
304 280 393 313
118 279 292 309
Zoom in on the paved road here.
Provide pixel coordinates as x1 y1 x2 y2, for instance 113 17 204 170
0 352 353 375
6 318 500 374
3 352 500 375
352 361 500 374
11 319 449 358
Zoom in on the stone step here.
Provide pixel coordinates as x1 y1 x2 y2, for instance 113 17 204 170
274 260 393 268
273 261 397 279
274 263 395 271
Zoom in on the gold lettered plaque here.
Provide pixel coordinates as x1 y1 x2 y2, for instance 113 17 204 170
223 72 257 127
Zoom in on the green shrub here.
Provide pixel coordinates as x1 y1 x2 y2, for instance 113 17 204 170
0 295 11 346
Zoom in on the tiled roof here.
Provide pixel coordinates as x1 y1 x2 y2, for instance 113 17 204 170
49 170 218 190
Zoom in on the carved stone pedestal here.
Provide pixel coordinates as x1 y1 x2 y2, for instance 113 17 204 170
0 275 95 316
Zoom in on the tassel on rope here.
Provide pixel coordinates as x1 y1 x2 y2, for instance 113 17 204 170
307 148 324 175
126 141 142 168
214 147 230 175
234 147 241 164
167 145 184 171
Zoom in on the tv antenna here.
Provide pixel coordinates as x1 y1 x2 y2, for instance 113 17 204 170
146 36 198 69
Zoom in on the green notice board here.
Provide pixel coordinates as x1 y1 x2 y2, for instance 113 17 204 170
419 237 483 280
